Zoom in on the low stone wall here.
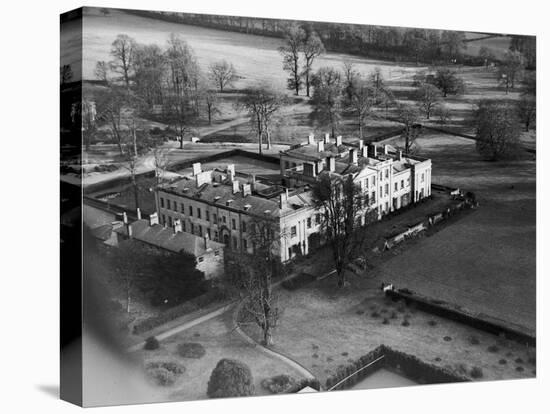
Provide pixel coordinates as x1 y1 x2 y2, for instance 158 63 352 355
382 198 471 251
385 289 535 347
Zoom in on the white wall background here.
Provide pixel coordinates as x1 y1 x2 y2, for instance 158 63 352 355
0 0 547 413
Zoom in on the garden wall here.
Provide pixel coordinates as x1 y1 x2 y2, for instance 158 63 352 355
324 345 469 391
385 289 536 347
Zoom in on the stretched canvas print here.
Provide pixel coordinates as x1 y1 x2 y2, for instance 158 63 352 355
60 6 537 407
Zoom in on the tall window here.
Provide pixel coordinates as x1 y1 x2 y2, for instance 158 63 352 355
385 169 389 179
168 216 173 227
160 197 165 208
189 206 193 217
290 226 297 238
401 180 404 189
232 218 236 230
394 182 398 191
385 184 389 196
371 191 376 204
167 199 171 210
242 221 247 232
307 217 312 229
206 210 210 221
213 213 217 223
243 239 248 250
180 203 185 213
197 208 202 219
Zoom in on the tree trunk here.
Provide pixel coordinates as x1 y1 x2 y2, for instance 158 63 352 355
263 327 273 346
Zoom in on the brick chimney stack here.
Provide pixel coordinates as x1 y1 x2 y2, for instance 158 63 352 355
308 134 315 145
336 136 342 146
317 140 325 152
136 207 142 220
324 133 330 144
149 212 159 226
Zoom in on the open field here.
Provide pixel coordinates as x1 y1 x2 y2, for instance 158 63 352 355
378 132 536 332
243 274 535 387
131 311 307 401
81 8 422 88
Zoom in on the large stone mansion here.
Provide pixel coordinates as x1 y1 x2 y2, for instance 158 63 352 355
155 134 432 262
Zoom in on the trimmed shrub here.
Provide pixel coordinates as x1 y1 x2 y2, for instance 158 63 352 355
341 352 349 357
312 353 319 359
470 366 483 379
382 318 390 325
443 336 452 342
371 311 380 318
468 336 480 345
516 366 524 372
144 336 159 350
515 357 524 364
487 345 499 353
177 342 206 359
428 320 437 327
401 319 410 327
261 374 296 394
207 359 254 398
498 359 507 365
146 361 185 386
356 310 365 315
390 311 398 319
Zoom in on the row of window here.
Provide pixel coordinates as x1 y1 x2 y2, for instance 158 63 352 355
161 214 251 250
160 197 250 231
289 213 322 239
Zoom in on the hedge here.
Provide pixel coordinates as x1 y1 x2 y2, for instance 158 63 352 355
324 345 469 391
133 288 228 335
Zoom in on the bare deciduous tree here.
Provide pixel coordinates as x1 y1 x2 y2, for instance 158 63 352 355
238 86 287 154
110 34 136 89
313 174 375 288
516 96 536 132
395 103 421 154
279 24 305 95
497 50 524 94
208 60 237 92
229 216 283 345
474 100 521 160
416 83 441 119
301 31 325 97
310 67 343 138
348 78 374 139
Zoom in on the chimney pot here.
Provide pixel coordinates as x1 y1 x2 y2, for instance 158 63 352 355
336 136 342 146
136 208 142 220
317 140 325 152
308 134 315 145
324 133 330 144
359 140 364 150
122 212 128 224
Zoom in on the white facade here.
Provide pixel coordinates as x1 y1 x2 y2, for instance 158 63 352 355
156 137 432 263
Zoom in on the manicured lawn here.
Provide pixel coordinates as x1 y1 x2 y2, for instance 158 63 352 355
379 132 536 331
132 311 307 402
243 274 535 388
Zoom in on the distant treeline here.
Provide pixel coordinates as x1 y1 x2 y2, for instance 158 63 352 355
124 9 527 67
